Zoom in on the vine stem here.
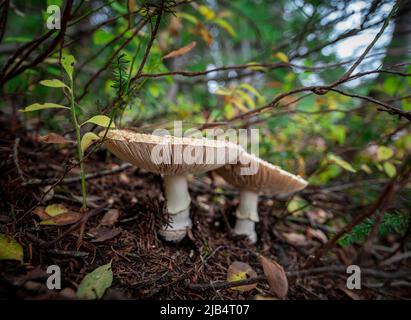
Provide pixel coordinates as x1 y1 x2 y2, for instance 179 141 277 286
68 78 87 210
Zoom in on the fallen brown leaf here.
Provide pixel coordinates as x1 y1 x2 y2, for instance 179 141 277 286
39 132 74 144
33 207 51 220
258 255 288 299
41 212 82 226
282 232 308 246
227 261 257 292
89 227 121 242
163 41 196 59
306 227 328 243
100 209 120 226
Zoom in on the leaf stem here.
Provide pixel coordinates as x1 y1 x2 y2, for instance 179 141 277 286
68 79 87 210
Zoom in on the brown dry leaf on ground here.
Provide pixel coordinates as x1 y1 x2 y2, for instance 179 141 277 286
33 205 82 226
306 227 328 243
100 209 120 226
258 255 288 299
89 227 122 243
38 132 74 144
282 232 309 246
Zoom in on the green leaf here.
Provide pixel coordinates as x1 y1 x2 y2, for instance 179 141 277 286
93 29 115 45
0 234 23 262
45 204 67 217
330 125 346 145
176 12 199 24
377 146 394 161
287 197 307 213
19 103 69 112
383 162 396 178
328 154 356 173
77 261 113 299
81 132 100 153
61 54 76 80
81 115 115 128
40 79 67 88
383 77 400 96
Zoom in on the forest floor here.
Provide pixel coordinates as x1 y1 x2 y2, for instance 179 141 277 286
1 117 410 300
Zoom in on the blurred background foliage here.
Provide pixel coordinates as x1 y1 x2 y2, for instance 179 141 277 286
1 0 410 230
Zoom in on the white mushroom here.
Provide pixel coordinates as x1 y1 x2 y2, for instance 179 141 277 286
216 150 308 243
101 129 238 242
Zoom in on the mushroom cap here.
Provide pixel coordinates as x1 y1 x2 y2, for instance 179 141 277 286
216 151 308 194
101 129 239 175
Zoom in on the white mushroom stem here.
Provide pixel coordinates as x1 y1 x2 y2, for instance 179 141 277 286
234 189 259 243
160 175 192 242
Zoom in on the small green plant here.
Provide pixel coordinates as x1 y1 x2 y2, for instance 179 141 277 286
338 212 410 247
20 54 115 211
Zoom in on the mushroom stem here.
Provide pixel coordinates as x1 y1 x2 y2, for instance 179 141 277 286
160 175 192 242
234 189 259 243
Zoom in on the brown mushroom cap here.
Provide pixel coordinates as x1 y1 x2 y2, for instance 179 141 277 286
216 151 308 194
101 129 239 175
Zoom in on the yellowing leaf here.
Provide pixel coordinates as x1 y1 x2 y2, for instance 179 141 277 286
215 88 232 96
40 79 67 88
224 104 235 118
77 261 113 299
246 62 267 72
163 41 196 59
361 164 372 174
273 52 289 63
383 162 396 178
227 261 257 292
61 54 76 80
198 5 215 20
377 146 394 161
81 132 100 153
213 18 236 37
19 103 69 112
45 204 67 217
81 115 115 128
328 154 356 173
235 89 255 109
239 83 265 102
0 234 23 262
230 97 248 112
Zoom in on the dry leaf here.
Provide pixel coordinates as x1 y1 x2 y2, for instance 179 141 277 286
226 261 257 292
89 227 121 242
33 207 51 220
306 227 328 243
195 23 212 45
306 208 328 223
254 294 277 300
100 209 120 226
258 255 288 299
163 41 196 59
41 212 82 226
39 133 73 144
282 232 308 246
